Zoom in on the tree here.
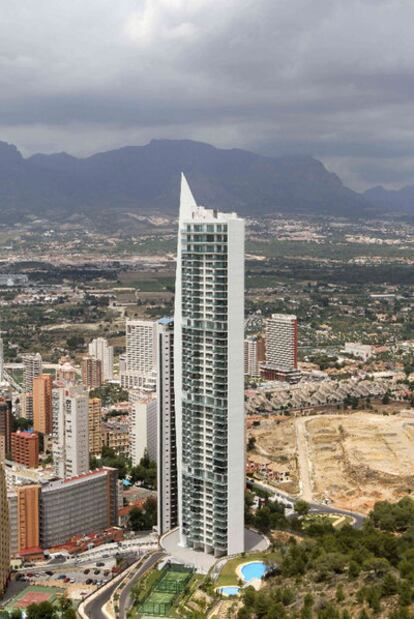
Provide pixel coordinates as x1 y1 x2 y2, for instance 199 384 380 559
336 584 345 603
295 500 310 517
128 497 157 531
26 602 57 619
247 436 256 451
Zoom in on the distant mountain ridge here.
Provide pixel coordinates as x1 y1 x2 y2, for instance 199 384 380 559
364 185 414 213
0 138 376 224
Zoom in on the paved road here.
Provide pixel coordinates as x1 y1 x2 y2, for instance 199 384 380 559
295 416 313 502
118 551 164 619
249 478 365 529
83 557 136 619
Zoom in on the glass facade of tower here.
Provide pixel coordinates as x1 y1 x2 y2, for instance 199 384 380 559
180 222 230 555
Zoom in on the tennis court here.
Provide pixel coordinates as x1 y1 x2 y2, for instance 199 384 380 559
138 563 193 617
5 585 63 611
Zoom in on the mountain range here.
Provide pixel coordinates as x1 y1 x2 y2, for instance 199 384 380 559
0 138 410 225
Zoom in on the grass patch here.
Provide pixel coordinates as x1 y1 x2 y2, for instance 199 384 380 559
302 513 353 530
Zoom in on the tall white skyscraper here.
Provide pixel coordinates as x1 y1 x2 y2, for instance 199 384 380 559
52 386 89 479
121 320 156 389
88 337 114 381
156 318 178 536
174 175 245 557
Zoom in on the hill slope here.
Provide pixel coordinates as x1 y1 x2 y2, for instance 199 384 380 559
0 138 372 223
364 185 414 213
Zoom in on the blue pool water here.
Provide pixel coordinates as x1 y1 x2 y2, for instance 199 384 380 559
240 561 267 582
218 586 240 597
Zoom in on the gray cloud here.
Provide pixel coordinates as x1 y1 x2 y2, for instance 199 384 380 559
1 0 414 189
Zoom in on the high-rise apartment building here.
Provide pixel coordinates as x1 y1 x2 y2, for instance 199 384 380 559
81 355 102 389
16 485 40 554
52 387 89 478
129 394 157 466
156 318 178 536
262 313 300 382
0 464 9 597
33 374 53 435
88 397 102 456
121 320 156 389
88 338 114 381
0 398 12 463
174 175 245 557
244 336 266 377
22 353 42 420
11 432 39 468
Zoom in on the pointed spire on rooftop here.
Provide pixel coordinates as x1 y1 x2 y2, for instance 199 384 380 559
179 173 197 220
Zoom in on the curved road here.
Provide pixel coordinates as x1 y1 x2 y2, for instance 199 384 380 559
83 551 164 619
249 478 365 529
118 551 164 619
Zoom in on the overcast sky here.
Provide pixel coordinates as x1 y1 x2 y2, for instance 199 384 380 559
1 0 414 190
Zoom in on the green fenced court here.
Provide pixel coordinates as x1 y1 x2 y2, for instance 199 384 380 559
138 563 194 617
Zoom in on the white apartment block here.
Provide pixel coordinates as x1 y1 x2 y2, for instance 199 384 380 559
129 393 157 466
156 318 178 536
121 320 157 389
88 337 114 381
265 313 298 372
52 386 89 479
344 342 373 361
174 174 245 557
244 336 264 377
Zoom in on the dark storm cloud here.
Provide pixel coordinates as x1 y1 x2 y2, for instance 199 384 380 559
1 0 414 189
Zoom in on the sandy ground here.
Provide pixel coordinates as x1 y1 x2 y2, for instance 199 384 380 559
252 411 414 514
304 412 414 513
250 418 300 495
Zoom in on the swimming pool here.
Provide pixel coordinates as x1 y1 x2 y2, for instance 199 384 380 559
240 561 267 582
218 586 240 597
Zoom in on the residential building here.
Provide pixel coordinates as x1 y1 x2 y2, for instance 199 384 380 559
244 336 265 377
11 432 39 468
88 397 102 456
0 398 12 463
156 318 178 536
57 357 76 384
174 174 245 557
33 374 53 435
81 355 102 389
21 353 42 420
101 423 130 458
344 342 373 361
16 485 40 554
261 313 300 382
52 386 89 479
88 337 114 381
121 319 156 389
7 468 117 553
129 393 157 466
0 464 9 596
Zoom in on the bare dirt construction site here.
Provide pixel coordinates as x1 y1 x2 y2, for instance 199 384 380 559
251 410 414 513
